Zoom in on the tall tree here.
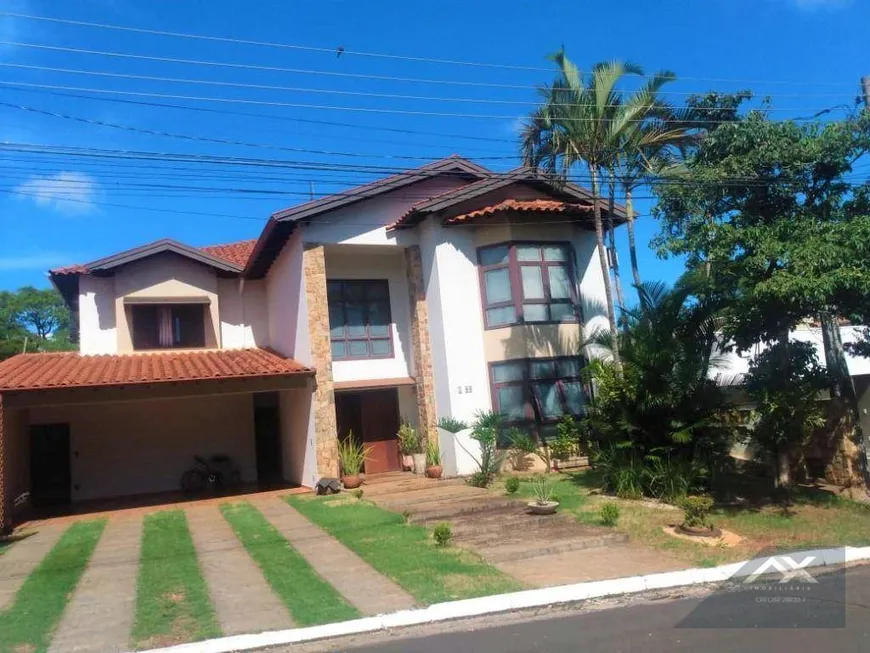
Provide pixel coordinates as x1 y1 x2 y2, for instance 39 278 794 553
522 51 656 365
0 286 75 360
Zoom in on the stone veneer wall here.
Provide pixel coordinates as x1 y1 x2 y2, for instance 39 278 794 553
805 398 865 488
303 244 340 478
405 245 439 446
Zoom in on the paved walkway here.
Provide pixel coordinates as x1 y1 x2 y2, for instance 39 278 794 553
186 504 294 635
49 514 143 653
0 522 66 611
253 497 416 615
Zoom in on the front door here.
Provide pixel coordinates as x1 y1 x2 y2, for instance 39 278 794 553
254 394 283 486
335 389 401 475
360 389 401 474
29 423 71 508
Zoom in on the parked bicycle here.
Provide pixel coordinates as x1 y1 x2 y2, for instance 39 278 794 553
180 454 242 493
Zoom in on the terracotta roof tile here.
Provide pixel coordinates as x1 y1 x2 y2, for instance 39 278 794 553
50 239 257 276
0 348 312 392
444 199 593 224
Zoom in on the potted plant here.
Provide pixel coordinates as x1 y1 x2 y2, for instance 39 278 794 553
337 433 372 490
397 421 418 472
425 438 443 479
527 475 559 515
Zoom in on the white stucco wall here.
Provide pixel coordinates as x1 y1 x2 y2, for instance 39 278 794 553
266 231 311 362
28 394 257 502
280 383 318 487
325 248 414 383
78 275 118 355
300 176 466 246
219 278 269 349
419 220 491 425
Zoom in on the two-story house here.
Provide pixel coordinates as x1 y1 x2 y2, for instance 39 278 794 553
0 156 623 529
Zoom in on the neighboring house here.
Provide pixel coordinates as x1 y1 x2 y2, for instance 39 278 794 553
0 156 622 528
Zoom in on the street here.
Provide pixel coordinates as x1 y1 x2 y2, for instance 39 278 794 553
293 564 870 653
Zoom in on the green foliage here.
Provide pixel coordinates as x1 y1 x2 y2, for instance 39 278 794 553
744 341 828 486
584 282 733 498
599 502 621 527
397 421 421 454
549 415 581 462
469 411 508 486
679 495 715 529
504 476 521 495
426 438 441 466
402 509 412 524
438 417 468 433
0 286 75 360
432 523 453 547
337 435 372 476
529 475 556 505
506 427 537 471
352 489 364 500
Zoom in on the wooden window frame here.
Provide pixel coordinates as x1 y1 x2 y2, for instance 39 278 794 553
327 279 394 361
488 356 588 441
477 241 580 330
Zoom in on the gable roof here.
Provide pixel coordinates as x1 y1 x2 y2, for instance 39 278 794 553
390 167 626 230
443 199 593 225
200 239 257 268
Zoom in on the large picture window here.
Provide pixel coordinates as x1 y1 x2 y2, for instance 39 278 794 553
490 357 586 438
131 304 206 350
327 280 393 360
478 243 577 329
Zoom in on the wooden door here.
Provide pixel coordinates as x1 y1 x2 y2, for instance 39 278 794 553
360 389 401 474
30 423 71 508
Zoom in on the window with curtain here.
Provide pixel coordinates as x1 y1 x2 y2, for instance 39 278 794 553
478 243 577 329
489 357 586 440
327 280 393 360
131 304 206 350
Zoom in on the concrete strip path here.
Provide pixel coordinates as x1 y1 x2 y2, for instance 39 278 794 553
253 497 415 615
186 504 294 635
48 514 142 653
0 522 66 611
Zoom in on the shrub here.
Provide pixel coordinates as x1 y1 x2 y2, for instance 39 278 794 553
599 502 620 526
506 428 537 471
433 522 452 547
402 509 412 524
467 471 490 488
593 445 706 502
397 421 421 454
468 410 507 487
679 495 714 529
504 476 520 494
438 416 468 433
549 415 581 462
337 434 372 476
426 438 441 467
352 489 364 500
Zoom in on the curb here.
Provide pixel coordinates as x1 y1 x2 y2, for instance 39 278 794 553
137 545 870 653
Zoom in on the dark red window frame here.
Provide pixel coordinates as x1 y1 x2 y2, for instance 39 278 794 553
489 356 588 441
477 242 579 330
130 304 206 351
327 279 394 361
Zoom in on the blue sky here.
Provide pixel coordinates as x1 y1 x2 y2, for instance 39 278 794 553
0 0 867 291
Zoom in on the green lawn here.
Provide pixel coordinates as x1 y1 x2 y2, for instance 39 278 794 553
508 472 870 568
0 519 105 653
133 510 220 649
287 496 523 604
220 502 359 626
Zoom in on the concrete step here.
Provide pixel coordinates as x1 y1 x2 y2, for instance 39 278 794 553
410 497 524 524
474 532 630 563
450 511 576 538
362 476 466 496
454 521 596 547
374 486 489 510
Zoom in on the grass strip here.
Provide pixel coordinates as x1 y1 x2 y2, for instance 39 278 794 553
132 510 220 649
0 519 105 653
220 502 359 626
287 496 523 604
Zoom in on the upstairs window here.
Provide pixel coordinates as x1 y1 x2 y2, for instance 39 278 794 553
490 357 586 440
131 304 206 350
327 280 393 360
478 243 577 329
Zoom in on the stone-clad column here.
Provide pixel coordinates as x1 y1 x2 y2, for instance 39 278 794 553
405 246 439 446
303 244 340 478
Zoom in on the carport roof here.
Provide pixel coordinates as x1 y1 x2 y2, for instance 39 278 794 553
0 348 312 392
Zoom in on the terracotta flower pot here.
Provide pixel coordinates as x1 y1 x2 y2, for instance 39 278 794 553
402 454 414 471
342 474 362 489
426 465 443 479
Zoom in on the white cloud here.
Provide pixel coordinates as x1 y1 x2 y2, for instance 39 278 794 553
13 172 100 216
0 253 82 271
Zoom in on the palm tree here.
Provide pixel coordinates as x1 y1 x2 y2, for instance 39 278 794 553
521 51 646 366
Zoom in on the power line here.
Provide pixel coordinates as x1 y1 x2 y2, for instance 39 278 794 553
0 11 862 87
